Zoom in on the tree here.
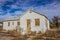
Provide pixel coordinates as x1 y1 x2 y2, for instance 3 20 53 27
52 16 59 28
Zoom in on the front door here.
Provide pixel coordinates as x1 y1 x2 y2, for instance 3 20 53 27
27 19 31 32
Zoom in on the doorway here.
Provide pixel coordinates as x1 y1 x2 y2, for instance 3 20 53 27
27 19 31 32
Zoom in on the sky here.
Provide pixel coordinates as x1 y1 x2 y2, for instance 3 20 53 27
0 0 60 22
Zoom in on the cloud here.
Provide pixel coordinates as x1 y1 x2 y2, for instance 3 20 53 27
14 11 23 15
0 13 20 22
0 0 60 21
0 0 14 5
0 13 11 22
11 5 19 9
10 11 24 16
32 1 60 19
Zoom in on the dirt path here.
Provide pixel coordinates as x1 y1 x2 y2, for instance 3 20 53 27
0 31 16 40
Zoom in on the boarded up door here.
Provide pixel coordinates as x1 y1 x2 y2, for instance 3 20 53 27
27 19 31 32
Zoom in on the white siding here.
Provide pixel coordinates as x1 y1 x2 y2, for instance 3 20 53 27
3 10 50 35
3 22 8 31
3 21 18 31
20 11 50 34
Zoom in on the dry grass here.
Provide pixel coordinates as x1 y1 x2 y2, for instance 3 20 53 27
7 30 20 37
32 28 60 40
1 28 60 40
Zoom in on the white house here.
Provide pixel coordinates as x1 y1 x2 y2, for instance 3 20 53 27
3 10 50 35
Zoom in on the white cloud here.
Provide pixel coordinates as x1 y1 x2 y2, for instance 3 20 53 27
0 0 14 5
0 13 11 21
11 5 19 9
33 2 60 19
0 0 60 21
13 11 23 16
0 12 2 14
0 13 19 22
0 9 4 14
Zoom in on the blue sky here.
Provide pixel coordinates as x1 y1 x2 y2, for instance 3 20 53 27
0 0 60 21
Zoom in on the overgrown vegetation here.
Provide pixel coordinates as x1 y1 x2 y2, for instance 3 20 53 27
6 29 58 40
50 16 60 28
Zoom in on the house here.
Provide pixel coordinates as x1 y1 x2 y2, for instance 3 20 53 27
3 10 50 35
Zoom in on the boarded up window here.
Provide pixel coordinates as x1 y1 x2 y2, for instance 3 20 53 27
8 22 10 26
17 22 20 26
35 19 40 26
27 19 31 27
27 19 31 32
12 22 14 25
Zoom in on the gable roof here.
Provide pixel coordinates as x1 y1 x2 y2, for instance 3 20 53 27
30 10 48 19
20 9 49 20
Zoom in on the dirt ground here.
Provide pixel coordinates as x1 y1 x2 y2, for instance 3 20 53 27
0 28 60 40
0 31 15 40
